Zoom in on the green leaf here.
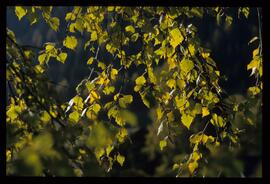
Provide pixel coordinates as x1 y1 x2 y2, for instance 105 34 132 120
69 111 80 123
159 139 167 151
181 113 194 129
63 36 78 50
56 52 67 63
119 95 133 108
15 6 27 20
116 154 125 166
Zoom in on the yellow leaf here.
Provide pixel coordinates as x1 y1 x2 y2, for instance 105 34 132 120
49 17 60 32
202 107 210 117
90 90 100 104
167 111 175 122
201 52 210 59
180 59 194 76
188 44 196 56
253 47 259 58
110 68 118 80
166 79 176 89
87 57 94 65
63 36 78 50
103 86 115 95
169 28 184 49
119 95 133 108
15 6 27 20
167 57 177 70
69 111 80 123
65 12 76 21
116 154 125 166
188 161 198 174
90 31 98 42
181 113 194 129
56 52 67 63
159 139 167 151
176 79 186 90
125 25 135 34
135 75 146 85
38 53 47 64
210 113 224 127
156 107 164 121
147 67 157 84
116 128 128 143
92 103 101 114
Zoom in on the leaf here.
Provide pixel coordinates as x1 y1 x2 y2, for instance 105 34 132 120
169 28 184 49
147 67 157 84
166 79 176 89
248 86 261 96
181 113 194 129
103 86 115 95
141 93 150 108
156 107 164 121
159 139 167 151
90 31 98 42
119 95 133 108
202 107 210 117
56 52 67 63
210 113 224 127
65 12 76 21
116 154 125 166
176 79 186 90
253 48 259 58
172 163 180 171
63 36 78 50
116 128 128 143
135 75 146 86
87 57 94 65
69 111 80 123
110 68 118 80
38 54 47 64
15 6 27 20
167 111 174 122
188 44 196 56
225 15 233 26
188 161 198 174
125 25 135 34
201 52 210 59
49 17 60 31
180 59 194 76
92 103 101 114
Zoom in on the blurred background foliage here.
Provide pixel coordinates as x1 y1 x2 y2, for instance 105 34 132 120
6 7 261 177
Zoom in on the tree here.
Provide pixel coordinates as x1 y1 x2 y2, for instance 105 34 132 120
6 6 262 177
